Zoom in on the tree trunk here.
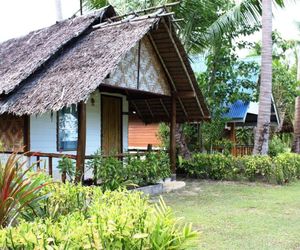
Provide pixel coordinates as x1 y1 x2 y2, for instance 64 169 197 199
292 50 300 152
253 0 273 155
175 124 192 160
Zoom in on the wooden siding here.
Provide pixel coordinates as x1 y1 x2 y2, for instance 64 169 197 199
128 115 161 148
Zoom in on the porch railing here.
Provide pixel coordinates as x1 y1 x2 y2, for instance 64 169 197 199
0 150 153 182
212 145 254 157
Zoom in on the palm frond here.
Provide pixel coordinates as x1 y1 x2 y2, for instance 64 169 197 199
205 0 287 45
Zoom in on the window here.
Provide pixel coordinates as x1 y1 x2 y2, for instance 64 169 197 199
57 105 78 151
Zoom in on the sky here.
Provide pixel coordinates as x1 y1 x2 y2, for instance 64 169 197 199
0 0 300 43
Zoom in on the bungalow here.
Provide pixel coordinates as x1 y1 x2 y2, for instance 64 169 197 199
0 6 210 180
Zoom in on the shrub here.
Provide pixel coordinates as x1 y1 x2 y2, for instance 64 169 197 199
0 154 51 227
88 151 171 191
180 152 300 185
268 135 288 157
273 153 300 184
180 153 238 180
241 155 272 181
0 184 198 249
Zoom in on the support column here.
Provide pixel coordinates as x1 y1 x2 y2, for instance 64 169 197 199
229 122 237 156
75 101 86 183
170 94 176 180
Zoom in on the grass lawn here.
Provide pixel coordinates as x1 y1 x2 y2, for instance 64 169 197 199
160 179 300 250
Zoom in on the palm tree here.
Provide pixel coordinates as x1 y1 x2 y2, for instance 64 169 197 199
252 0 273 155
292 45 300 152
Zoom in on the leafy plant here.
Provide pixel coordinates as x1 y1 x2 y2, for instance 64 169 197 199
88 150 171 191
268 135 289 157
180 152 300 185
57 156 75 182
0 153 50 228
0 186 198 249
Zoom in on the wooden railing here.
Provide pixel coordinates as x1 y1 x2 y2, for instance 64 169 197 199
212 145 254 157
0 150 152 182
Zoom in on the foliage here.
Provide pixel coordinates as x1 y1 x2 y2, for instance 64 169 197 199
236 127 254 145
200 119 227 152
87 151 171 191
273 153 300 184
268 135 289 157
241 155 272 181
57 156 75 181
158 122 170 149
197 25 260 117
180 152 300 185
0 185 198 249
84 0 286 53
0 154 50 228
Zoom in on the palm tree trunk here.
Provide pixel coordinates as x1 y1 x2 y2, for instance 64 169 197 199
292 49 300 152
253 0 273 155
175 124 192 160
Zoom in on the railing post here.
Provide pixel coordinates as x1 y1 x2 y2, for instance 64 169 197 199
36 156 40 170
75 101 86 183
49 157 53 177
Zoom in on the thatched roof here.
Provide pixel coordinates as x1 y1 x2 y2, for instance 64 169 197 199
0 6 115 95
0 7 210 122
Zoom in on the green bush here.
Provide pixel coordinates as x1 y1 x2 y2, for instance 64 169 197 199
180 152 300 185
241 155 272 181
180 153 239 181
0 184 198 249
273 153 300 184
88 151 171 191
268 135 288 157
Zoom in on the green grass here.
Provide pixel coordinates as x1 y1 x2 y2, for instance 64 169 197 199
160 180 300 250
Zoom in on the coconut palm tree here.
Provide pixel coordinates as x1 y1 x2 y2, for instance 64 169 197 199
252 0 273 154
292 45 300 152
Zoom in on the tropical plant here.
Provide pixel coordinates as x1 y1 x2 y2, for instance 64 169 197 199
88 151 170 190
0 187 198 249
0 153 50 228
292 40 300 152
57 156 75 182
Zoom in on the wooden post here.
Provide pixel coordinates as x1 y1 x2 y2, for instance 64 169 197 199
36 156 40 170
75 101 86 183
170 94 176 180
229 123 237 156
49 157 53 177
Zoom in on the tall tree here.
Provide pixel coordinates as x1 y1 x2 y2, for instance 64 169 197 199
253 0 273 154
292 46 300 152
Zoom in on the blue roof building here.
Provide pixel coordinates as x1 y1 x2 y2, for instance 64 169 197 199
191 55 279 127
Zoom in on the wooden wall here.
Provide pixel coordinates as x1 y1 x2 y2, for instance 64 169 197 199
128 115 161 148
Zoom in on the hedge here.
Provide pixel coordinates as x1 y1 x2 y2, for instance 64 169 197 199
180 152 300 184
